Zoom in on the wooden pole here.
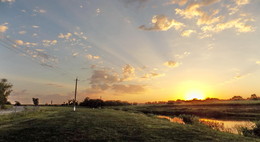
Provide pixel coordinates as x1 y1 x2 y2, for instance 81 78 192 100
73 77 78 111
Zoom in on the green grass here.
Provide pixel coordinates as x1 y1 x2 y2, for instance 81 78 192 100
0 104 13 110
0 106 259 142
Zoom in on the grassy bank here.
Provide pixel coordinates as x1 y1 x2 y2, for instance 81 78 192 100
112 100 260 120
0 106 259 142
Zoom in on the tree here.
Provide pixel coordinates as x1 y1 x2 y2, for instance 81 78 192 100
0 79 13 109
230 96 243 100
14 101 21 106
250 94 258 100
32 98 39 106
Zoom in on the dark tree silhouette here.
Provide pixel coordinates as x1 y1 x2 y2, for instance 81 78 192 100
32 98 39 106
0 79 13 109
14 101 21 106
230 96 243 100
250 94 258 100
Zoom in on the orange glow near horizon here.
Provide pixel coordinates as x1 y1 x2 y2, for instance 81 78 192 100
175 80 213 100
184 89 206 100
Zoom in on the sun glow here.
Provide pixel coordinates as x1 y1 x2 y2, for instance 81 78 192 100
185 89 205 100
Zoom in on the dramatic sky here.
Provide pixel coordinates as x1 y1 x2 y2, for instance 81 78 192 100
1 0 260 104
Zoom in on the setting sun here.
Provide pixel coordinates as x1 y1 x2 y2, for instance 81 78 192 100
185 89 205 100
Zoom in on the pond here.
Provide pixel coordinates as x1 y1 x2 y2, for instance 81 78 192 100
157 115 255 134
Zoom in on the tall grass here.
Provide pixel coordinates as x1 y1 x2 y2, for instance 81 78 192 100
238 121 260 138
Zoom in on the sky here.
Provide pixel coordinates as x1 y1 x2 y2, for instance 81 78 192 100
0 0 260 104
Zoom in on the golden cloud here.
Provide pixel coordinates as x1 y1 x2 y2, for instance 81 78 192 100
86 54 100 60
139 15 185 31
201 18 254 33
122 64 135 81
164 61 179 67
15 40 24 45
58 33 72 39
181 30 196 37
142 72 165 79
235 0 249 5
0 25 8 33
42 40 57 47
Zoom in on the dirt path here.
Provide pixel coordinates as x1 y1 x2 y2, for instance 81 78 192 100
0 106 25 115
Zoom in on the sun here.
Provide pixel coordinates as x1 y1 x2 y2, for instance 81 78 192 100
185 89 205 100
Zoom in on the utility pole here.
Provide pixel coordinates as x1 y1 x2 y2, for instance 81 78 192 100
73 77 78 111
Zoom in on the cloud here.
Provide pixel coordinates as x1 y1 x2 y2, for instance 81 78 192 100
33 8 46 13
42 40 57 47
175 0 221 25
139 15 185 31
74 32 88 40
256 61 260 65
235 0 249 5
18 31 27 35
15 40 37 47
175 52 191 59
111 84 146 94
0 0 15 3
142 72 165 79
15 40 24 45
32 25 39 28
164 61 179 68
91 84 110 91
122 64 135 81
96 8 101 15
166 0 188 6
86 54 100 60
58 33 72 39
181 30 196 37
201 18 254 33
0 25 8 33
90 69 120 85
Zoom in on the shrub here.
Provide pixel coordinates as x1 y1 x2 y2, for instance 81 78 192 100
179 114 199 125
14 101 21 106
239 121 260 138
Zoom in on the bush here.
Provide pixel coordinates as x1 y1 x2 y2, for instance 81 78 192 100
239 121 260 138
179 114 199 125
14 101 21 106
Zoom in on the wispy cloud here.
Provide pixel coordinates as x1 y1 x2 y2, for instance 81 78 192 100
164 61 179 68
18 31 27 35
32 25 40 28
86 54 100 60
181 30 196 37
122 64 135 81
58 33 72 39
0 0 15 3
33 8 46 14
0 25 8 33
42 40 57 47
139 15 185 31
142 72 165 79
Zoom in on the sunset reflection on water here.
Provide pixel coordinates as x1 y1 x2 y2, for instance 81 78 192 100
158 115 255 134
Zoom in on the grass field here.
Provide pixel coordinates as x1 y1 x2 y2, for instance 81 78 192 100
0 106 259 142
112 100 260 121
